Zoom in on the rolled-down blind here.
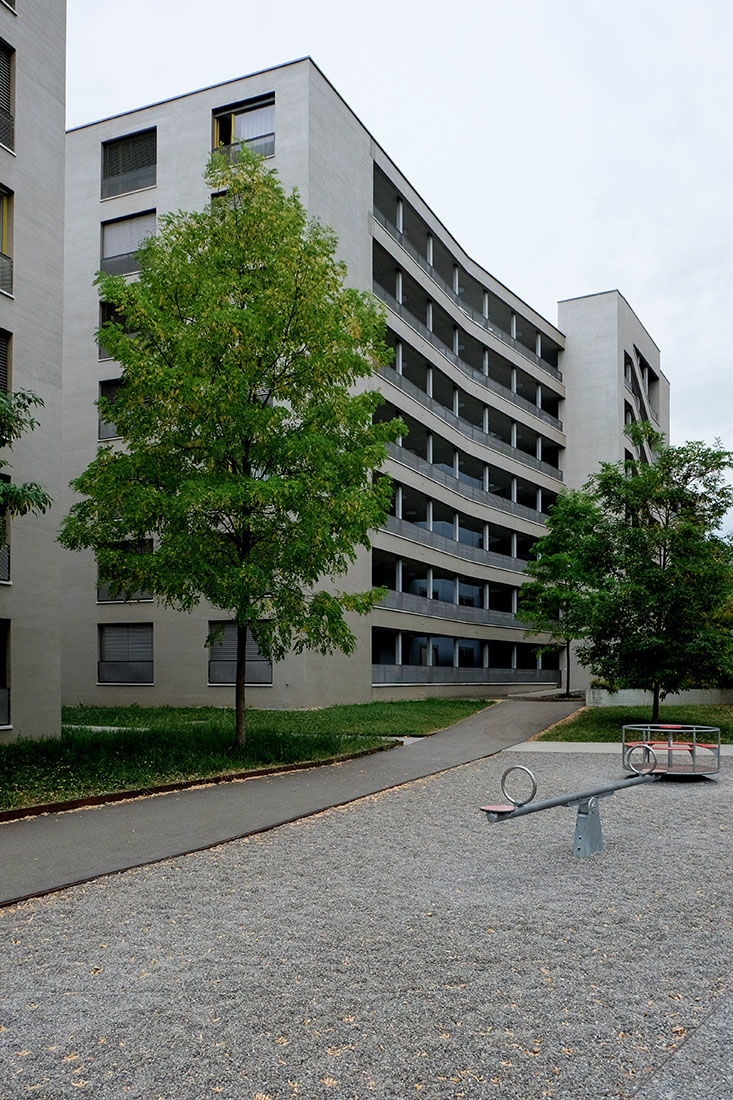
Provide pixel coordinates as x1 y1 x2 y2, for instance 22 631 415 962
0 331 8 391
0 43 11 116
103 129 157 181
103 211 156 258
100 623 153 662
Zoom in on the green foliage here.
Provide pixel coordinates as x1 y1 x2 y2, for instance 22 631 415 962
520 423 733 719
59 146 405 743
0 700 492 810
0 389 53 531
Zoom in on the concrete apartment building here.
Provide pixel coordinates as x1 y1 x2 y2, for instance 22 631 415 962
61 57 669 713
0 0 65 740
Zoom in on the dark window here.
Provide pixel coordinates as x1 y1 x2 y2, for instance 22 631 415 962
98 623 153 683
207 621 273 685
0 329 9 391
213 94 275 158
101 210 156 274
97 540 152 603
98 378 123 440
101 128 157 199
0 39 14 150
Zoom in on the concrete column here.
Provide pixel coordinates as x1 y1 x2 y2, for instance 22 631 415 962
395 340 403 375
427 566 433 600
453 265 460 295
483 289 489 319
453 639 459 667
426 433 433 465
426 300 433 331
482 348 489 376
453 511 460 542
395 483 402 519
395 269 403 305
511 313 517 339
395 557 403 593
426 497 433 530
511 421 517 449
396 196 404 234
511 366 517 394
395 631 402 666
426 233 433 267
483 405 489 435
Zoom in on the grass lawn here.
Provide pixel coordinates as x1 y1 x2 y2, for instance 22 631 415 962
0 698 493 812
539 704 733 744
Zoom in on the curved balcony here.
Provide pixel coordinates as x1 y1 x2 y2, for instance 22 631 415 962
372 665 561 686
373 209 562 381
373 283 562 431
375 588 521 628
378 365 563 481
378 515 527 574
386 443 546 524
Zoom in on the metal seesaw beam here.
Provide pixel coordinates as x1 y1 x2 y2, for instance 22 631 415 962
480 754 660 857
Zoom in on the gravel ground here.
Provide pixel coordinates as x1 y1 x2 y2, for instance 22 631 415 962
0 750 730 1100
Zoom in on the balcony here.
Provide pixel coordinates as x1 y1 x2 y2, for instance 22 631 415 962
378 515 527 574
376 588 519 629
372 665 560 686
378 365 562 480
374 284 561 431
373 208 562 380
386 443 545 523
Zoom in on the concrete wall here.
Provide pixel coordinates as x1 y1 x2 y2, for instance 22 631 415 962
0 0 65 740
587 688 733 708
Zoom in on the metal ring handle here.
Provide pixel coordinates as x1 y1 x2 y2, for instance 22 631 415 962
500 764 538 807
625 743 658 775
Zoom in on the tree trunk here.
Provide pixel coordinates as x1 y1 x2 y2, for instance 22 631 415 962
651 683 660 723
234 622 248 748
565 639 571 697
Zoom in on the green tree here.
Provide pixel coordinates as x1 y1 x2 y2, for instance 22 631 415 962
517 490 600 695
59 147 403 746
0 390 53 530
520 423 733 720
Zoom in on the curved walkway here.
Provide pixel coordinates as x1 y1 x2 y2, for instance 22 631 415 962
0 697 579 907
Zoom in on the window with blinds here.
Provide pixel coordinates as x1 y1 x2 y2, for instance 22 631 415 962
0 330 9 392
0 188 12 294
97 377 123 440
97 539 153 603
0 39 13 151
101 128 157 199
207 621 273 685
98 623 153 683
101 210 156 275
213 95 275 158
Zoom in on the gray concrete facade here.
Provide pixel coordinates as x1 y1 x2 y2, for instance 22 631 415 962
59 58 670 714
0 0 66 740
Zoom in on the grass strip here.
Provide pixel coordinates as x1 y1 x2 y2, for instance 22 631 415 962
0 699 492 811
537 704 733 743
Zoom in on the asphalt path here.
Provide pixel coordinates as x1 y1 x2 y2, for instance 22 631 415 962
0 697 579 906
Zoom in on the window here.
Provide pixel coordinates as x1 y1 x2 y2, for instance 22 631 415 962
0 329 9 391
98 623 153 683
0 619 8 725
207 621 272 685
98 378 123 440
101 210 156 275
0 187 12 294
98 301 134 359
0 474 9 582
97 539 152 603
101 128 157 199
213 94 275 158
0 39 14 151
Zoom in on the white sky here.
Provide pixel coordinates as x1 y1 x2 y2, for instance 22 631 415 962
66 0 733 452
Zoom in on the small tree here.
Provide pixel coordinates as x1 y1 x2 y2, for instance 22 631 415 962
59 147 403 746
520 423 733 719
0 390 53 530
517 490 600 695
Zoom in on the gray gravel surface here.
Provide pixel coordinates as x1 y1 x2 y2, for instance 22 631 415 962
0 750 730 1100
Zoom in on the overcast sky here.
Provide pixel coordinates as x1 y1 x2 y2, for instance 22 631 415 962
66 0 733 454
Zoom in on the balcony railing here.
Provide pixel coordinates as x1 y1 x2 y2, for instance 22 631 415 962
0 252 13 295
373 284 562 431
373 208 562 380
378 366 563 481
385 443 547 523
372 664 561 685
100 252 141 276
0 541 8 582
0 686 9 725
101 165 156 200
376 588 520 628
378 514 528 573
